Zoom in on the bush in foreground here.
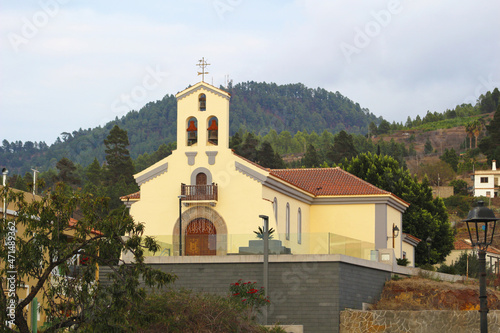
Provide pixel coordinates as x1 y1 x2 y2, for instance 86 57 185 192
130 290 284 333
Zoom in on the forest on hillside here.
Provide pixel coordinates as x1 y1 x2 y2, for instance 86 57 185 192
3 90 499 267
0 84 498 177
0 81 380 175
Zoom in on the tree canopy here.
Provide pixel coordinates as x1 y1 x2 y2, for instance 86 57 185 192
0 185 175 332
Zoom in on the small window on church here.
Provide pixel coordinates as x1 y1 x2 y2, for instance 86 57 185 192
187 117 198 146
199 94 206 111
207 117 218 146
297 208 302 244
480 177 488 183
286 203 290 240
273 198 278 226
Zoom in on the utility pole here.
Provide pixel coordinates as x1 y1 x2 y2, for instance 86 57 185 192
31 168 39 196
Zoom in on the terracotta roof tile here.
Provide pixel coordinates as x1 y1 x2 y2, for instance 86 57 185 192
454 238 500 255
121 191 140 200
269 167 392 196
403 233 421 244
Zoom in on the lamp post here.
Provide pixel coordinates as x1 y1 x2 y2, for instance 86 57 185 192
259 214 269 325
178 195 186 256
426 236 432 264
391 223 400 249
463 201 499 333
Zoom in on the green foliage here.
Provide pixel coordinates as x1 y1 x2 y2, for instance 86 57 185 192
301 144 321 168
424 138 433 154
449 179 468 195
438 252 495 281
479 104 500 162
443 195 472 218
254 226 275 240
396 258 410 266
342 153 454 266
0 184 175 332
126 289 274 333
257 141 285 169
440 148 459 172
326 130 358 165
417 160 456 186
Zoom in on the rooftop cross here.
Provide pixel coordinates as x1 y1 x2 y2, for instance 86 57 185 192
196 57 210 82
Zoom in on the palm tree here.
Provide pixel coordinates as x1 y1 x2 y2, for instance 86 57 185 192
472 119 485 149
465 121 474 149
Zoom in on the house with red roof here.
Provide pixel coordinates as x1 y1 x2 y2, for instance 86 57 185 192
444 238 500 274
121 81 419 265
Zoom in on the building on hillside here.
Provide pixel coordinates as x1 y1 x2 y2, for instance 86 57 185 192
122 81 420 266
474 160 499 198
444 238 500 274
1 185 99 331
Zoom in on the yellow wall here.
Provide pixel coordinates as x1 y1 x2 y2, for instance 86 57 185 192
387 205 403 258
310 203 375 242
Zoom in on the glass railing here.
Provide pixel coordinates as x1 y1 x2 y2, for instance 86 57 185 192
143 233 375 261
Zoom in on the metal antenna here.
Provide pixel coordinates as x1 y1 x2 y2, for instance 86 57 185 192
196 57 210 82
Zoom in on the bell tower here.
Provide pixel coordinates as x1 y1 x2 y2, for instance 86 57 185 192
175 76 231 153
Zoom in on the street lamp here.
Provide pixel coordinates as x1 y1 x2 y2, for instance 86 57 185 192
463 201 499 333
388 223 400 249
178 195 186 256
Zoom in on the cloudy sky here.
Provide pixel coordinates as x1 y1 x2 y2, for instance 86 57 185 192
1 0 499 145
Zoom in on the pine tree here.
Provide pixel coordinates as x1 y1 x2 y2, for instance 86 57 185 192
104 125 136 186
302 144 321 168
56 157 81 187
256 141 285 169
326 130 358 165
103 125 138 209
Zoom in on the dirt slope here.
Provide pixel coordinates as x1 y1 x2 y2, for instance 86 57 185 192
373 277 500 311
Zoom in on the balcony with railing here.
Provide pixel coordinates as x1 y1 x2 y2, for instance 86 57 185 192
181 183 218 203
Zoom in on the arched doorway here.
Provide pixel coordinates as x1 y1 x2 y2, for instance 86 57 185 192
185 218 216 256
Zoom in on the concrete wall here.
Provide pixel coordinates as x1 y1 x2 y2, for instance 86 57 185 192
340 309 500 333
101 254 392 333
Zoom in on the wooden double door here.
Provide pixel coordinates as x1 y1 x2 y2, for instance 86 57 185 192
185 218 216 256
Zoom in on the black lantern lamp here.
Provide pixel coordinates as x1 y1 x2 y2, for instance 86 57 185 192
463 201 499 333
464 201 499 251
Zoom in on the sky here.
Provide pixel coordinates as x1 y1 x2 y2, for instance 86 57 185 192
1 0 499 145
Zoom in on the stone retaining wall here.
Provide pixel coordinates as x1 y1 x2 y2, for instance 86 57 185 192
340 309 500 333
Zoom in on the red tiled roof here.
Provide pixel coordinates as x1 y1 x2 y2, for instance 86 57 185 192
120 191 140 200
403 233 422 244
269 167 393 197
454 238 500 255
68 217 102 235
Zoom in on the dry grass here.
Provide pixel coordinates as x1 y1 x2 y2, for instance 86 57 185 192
372 277 500 311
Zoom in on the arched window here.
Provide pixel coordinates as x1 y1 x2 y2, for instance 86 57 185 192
199 94 206 111
273 198 278 226
297 208 302 244
207 116 218 145
186 117 198 146
286 203 290 240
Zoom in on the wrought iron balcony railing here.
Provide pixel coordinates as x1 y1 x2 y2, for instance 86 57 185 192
181 183 218 201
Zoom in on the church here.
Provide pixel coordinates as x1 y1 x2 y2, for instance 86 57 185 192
122 79 419 265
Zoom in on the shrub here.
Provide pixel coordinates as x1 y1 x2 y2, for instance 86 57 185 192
130 289 267 333
230 279 270 319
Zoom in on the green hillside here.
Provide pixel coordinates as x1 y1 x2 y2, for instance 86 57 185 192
0 81 380 175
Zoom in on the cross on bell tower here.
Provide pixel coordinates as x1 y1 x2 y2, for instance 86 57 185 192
196 57 210 82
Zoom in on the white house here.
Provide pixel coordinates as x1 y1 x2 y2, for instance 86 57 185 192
474 160 499 198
